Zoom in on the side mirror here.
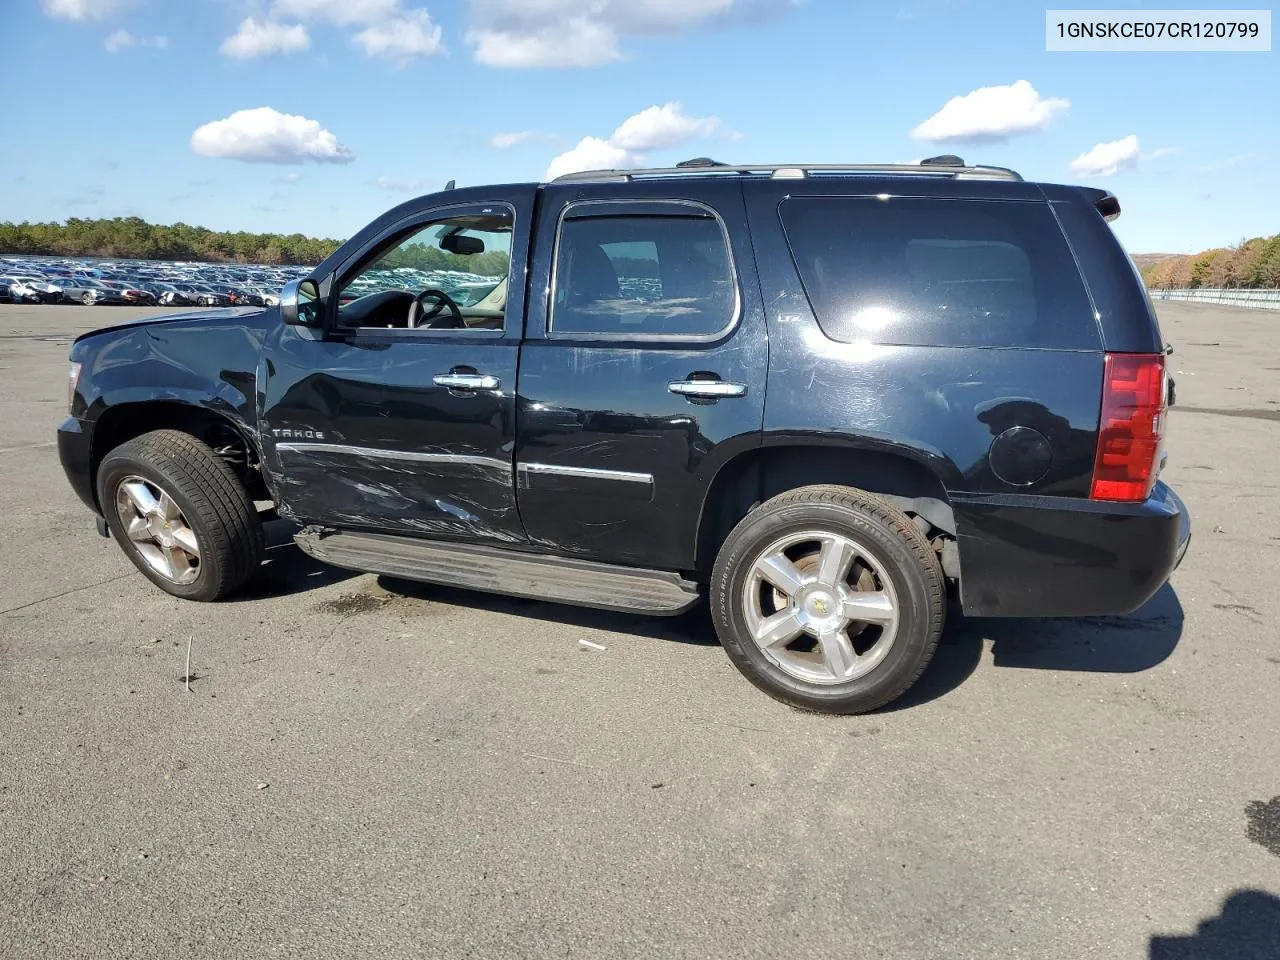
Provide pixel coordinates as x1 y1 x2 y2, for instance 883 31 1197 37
280 278 322 327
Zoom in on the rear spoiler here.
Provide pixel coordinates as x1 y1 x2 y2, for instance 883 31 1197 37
1079 186 1121 222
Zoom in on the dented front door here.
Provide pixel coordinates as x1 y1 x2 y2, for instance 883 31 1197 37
257 193 534 546
259 327 526 544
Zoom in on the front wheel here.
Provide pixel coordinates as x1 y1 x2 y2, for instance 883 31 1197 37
710 485 946 714
98 430 264 601
81 292 94 305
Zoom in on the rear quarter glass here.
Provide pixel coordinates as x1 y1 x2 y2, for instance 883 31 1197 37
780 196 1101 351
1044 189 1166 354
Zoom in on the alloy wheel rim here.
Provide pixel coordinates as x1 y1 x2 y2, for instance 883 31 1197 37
114 476 201 585
742 529 900 685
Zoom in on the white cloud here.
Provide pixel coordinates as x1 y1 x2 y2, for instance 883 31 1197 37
353 9 444 61
240 1 442 61
1067 139 1180 179
220 19 311 59
274 172 304 184
467 0 799 68
1070 135 1141 177
190 107 355 165
373 175 433 192
104 30 168 52
910 80 1069 143
609 102 729 151
491 130 552 149
271 0 401 25
544 102 732 178
41 0 125 20
545 137 638 180
542 103 737 180
470 17 619 68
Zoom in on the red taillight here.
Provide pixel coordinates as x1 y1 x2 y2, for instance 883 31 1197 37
1090 352 1166 502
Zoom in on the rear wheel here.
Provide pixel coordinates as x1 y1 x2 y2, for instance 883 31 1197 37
98 429 263 601
710 485 945 714
81 292 94 305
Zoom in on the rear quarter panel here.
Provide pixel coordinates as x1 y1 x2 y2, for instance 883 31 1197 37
744 178 1104 498
743 178 1127 617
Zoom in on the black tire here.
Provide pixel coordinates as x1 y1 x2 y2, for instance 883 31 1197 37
97 429 264 601
710 484 945 714
81 292 94 305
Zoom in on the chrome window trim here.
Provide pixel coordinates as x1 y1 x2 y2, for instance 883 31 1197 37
276 442 509 470
546 198 742 344
517 462 654 484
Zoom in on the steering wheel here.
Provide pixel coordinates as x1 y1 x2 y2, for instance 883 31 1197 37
409 289 465 329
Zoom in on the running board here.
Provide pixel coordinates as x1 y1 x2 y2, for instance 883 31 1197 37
293 528 701 616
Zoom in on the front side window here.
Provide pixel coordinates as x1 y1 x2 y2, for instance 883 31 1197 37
551 209 736 338
337 210 513 331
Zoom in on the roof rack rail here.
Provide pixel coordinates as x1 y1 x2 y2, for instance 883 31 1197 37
551 158 1023 184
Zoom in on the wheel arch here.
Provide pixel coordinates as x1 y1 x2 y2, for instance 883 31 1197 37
694 440 957 578
89 400 265 512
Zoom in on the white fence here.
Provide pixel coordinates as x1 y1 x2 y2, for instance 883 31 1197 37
1153 288 1280 311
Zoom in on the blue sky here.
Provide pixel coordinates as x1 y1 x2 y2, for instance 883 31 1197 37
1 0 1275 253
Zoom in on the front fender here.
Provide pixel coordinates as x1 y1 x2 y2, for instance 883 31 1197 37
73 317 268 457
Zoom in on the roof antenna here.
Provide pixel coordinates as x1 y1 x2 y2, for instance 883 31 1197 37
444 179 456 190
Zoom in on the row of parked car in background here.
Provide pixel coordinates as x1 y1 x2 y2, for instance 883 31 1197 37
0 255 307 308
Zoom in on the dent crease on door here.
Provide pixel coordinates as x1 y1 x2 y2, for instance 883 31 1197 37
271 440 520 539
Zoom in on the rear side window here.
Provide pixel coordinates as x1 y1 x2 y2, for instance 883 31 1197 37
551 209 737 338
780 197 1099 349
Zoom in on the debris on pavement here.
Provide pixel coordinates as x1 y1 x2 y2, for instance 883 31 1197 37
578 639 607 652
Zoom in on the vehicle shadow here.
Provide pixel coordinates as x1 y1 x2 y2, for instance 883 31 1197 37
227 521 359 601
884 583 1185 711
1148 890 1280 959
374 575 721 647
239 534 1184 710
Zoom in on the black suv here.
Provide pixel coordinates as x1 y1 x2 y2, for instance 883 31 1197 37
57 157 1190 713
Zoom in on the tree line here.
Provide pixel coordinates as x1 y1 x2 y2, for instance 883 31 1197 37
380 242 510 277
0 217 342 265
1142 233 1280 289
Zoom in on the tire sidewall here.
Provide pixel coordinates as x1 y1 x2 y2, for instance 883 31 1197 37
98 451 221 601
712 498 941 713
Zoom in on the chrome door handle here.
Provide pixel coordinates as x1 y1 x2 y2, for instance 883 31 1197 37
668 380 748 399
434 373 500 391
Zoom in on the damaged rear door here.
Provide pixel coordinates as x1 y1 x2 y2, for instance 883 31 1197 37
259 192 534 545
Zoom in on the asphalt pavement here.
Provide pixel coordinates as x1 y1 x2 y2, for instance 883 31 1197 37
1 301 1277 959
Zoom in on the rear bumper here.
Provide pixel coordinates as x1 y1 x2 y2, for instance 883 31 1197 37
57 416 99 515
953 481 1190 618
